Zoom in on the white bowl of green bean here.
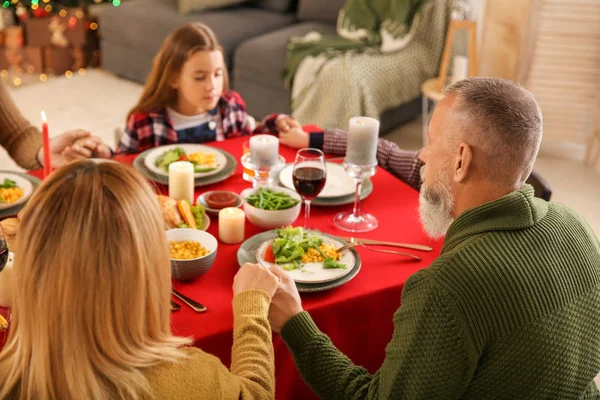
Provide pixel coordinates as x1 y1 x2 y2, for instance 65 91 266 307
242 187 302 230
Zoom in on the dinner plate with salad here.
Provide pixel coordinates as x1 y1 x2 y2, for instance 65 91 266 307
255 227 355 284
0 174 33 211
144 144 227 178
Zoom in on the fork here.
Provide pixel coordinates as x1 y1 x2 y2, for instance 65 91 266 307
338 239 421 261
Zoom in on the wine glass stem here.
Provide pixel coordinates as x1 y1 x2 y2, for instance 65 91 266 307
304 199 311 229
352 178 363 216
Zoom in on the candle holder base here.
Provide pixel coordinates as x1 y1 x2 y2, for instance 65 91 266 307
240 153 285 188
333 211 378 233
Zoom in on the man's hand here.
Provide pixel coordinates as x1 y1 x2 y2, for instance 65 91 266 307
233 262 280 298
277 116 301 133
37 130 112 168
268 266 304 333
280 127 310 149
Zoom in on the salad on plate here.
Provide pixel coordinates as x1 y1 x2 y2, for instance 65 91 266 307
262 227 346 271
155 146 218 173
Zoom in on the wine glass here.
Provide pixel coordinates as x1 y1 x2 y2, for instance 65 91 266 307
0 225 8 273
293 148 327 229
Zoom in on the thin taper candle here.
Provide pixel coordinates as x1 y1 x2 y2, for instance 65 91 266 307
41 111 51 178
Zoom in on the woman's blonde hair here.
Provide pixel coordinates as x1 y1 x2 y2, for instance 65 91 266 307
0 161 190 399
127 22 229 120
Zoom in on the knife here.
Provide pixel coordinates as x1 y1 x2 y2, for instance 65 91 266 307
172 289 207 313
337 237 433 252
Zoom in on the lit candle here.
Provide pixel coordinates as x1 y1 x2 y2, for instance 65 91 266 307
41 111 51 178
249 134 279 168
345 117 380 166
168 161 194 203
218 207 245 244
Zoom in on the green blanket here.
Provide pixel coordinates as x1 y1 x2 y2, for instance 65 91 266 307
283 0 431 87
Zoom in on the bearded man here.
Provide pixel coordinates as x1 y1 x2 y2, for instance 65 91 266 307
268 78 600 399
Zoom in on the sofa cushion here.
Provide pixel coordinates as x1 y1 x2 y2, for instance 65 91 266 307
297 0 345 24
99 0 296 68
179 0 248 14
254 0 295 12
233 22 336 117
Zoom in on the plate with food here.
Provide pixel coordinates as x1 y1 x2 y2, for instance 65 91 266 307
157 195 210 231
0 174 33 211
144 144 227 178
255 227 355 284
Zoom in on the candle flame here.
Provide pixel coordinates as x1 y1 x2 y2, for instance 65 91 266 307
41 111 47 122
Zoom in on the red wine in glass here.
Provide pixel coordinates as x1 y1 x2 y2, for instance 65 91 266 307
292 148 326 229
293 167 326 200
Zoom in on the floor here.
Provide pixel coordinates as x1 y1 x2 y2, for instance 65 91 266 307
1 69 599 237
2 69 600 386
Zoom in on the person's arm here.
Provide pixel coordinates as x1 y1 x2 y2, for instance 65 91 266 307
0 81 43 169
220 290 276 399
280 270 478 400
321 128 423 190
118 114 144 154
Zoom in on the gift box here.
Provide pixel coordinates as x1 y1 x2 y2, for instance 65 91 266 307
25 14 87 48
43 46 73 74
0 47 43 72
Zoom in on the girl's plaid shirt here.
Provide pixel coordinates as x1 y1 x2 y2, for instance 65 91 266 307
118 90 284 153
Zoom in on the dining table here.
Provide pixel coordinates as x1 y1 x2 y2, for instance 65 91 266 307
1 133 442 399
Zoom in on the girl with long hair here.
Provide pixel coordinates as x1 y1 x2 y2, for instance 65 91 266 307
119 22 318 153
0 161 279 399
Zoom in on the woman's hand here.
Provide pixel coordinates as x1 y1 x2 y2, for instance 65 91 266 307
280 127 310 149
233 262 280 298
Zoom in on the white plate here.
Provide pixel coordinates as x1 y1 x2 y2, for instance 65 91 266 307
144 144 227 178
256 235 355 284
0 173 33 211
279 162 355 199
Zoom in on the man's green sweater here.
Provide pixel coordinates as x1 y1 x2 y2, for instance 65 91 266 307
281 185 600 399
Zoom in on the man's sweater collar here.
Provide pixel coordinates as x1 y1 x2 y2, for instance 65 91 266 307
442 185 549 254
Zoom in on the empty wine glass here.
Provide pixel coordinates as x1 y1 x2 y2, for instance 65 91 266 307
293 148 326 229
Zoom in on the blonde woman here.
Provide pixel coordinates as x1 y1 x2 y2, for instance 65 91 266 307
0 161 279 399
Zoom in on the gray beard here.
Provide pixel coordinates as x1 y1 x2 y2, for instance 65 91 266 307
419 172 455 239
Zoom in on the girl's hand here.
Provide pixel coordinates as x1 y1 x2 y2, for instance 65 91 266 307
277 116 301 133
280 127 309 149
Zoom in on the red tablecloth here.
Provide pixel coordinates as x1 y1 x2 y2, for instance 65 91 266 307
10 135 442 399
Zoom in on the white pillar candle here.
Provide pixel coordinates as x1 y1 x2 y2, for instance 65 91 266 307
345 117 379 166
168 161 194 204
218 207 246 244
249 134 279 168
451 55 469 84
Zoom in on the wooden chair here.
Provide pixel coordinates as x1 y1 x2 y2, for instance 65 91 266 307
421 19 478 144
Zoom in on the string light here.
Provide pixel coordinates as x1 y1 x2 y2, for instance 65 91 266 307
0 70 8 78
39 74 48 82
13 77 22 86
64 70 73 78
58 9 67 17
89 22 98 30
78 68 86 75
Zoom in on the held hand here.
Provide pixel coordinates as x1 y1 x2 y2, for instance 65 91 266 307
277 116 301 133
279 127 309 149
233 262 280 298
268 265 303 333
37 130 112 168
62 136 112 161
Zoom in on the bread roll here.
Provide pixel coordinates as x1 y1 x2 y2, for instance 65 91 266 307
157 195 183 229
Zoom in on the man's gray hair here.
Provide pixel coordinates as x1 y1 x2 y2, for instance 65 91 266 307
444 77 543 188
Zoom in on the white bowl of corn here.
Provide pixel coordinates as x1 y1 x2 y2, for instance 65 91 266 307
166 228 218 281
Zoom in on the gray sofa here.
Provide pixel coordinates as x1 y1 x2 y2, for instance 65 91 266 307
99 0 422 133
